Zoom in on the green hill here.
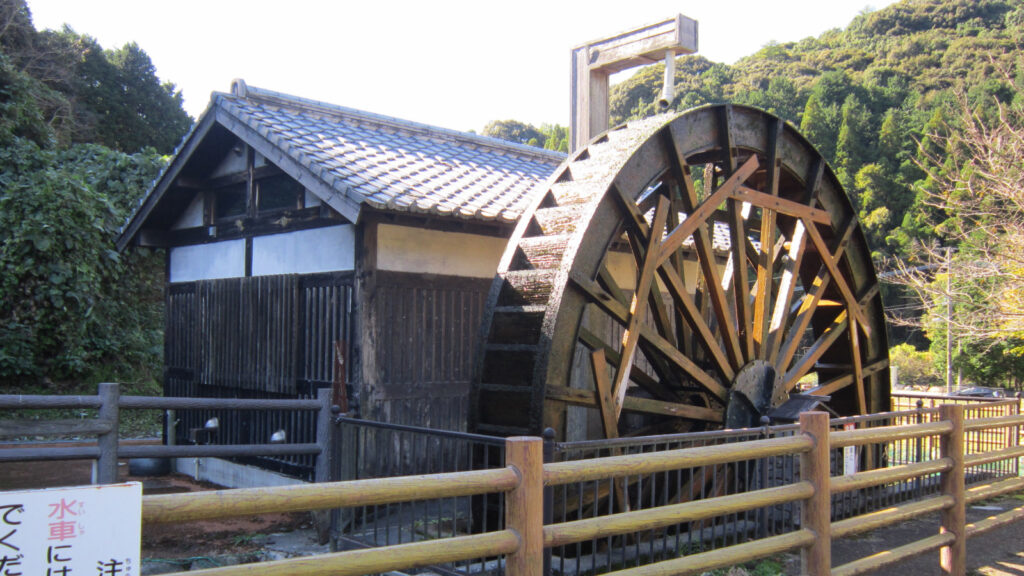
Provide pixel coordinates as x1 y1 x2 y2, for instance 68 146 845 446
608 0 1024 260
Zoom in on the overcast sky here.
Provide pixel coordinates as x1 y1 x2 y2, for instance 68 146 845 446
26 1 895 132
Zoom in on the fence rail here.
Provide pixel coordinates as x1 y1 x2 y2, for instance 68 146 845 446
138 405 1024 576
0 383 334 483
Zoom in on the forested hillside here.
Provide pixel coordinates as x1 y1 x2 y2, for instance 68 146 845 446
0 1 192 393
487 0 1024 389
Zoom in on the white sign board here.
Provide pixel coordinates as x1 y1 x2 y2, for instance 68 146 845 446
0 482 142 576
843 423 859 475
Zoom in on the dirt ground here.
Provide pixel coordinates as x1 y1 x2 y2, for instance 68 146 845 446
0 452 310 560
2 453 1023 574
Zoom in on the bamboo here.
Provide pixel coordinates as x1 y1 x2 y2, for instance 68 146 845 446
939 404 965 575
143 467 518 524
831 533 956 576
965 475 1024 504
601 530 814 576
505 437 543 576
830 459 952 494
543 435 812 485
184 530 520 576
831 495 954 538
800 412 831 576
830 420 952 448
543 482 813 547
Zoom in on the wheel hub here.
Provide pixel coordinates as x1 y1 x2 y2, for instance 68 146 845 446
725 360 784 429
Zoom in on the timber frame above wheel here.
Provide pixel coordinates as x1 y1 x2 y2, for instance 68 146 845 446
470 105 889 441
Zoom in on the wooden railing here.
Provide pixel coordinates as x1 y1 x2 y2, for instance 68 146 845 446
141 405 1024 576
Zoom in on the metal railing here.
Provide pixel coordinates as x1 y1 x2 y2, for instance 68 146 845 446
0 383 335 483
138 405 1024 576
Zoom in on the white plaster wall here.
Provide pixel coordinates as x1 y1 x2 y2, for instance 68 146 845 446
172 193 204 230
169 240 245 282
376 224 506 278
251 225 355 276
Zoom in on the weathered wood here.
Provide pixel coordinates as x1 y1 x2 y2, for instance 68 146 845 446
543 435 813 486
799 412 831 576
184 531 520 576
766 220 807 364
782 311 849 392
733 186 832 224
570 15 697 151
96 382 119 484
939 404 966 575
802 218 871 336
143 467 518 524
545 385 723 422
0 419 113 439
505 437 543 576
611 196 671 417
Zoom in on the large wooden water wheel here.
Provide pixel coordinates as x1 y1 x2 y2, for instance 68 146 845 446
470 105 889 442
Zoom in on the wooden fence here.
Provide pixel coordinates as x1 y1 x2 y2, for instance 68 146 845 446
0 383 335 484
141 405 1024 576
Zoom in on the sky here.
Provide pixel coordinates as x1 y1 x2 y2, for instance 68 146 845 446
26 0 897 133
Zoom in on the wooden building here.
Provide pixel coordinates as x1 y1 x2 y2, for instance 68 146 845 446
117 80 563 476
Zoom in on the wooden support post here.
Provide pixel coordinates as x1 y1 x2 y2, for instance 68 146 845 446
96 382 120 484
313 387 336 545
799 411 831 576
505 437 543 576
939 404 966 575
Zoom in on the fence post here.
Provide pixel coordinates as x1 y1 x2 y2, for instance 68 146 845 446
541 428 555 576
506 437 543 576
313 387 336 546
799 411 831 576
95 382 120 484
939 404 965 575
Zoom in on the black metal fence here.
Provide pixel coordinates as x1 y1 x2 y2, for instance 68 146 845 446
329 401 1022 576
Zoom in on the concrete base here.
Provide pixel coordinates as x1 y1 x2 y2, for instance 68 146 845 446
172 457 305 489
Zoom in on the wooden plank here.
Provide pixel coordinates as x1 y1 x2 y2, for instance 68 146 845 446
766 221 807 364
776 218 857 372
571 274 728 401
733 187 831 224
657 263 735 381
849 317 867 415
578 327 681 403
752 116 780 360
546 385 723 423
611 196 672 417
782 311 849 392
591 349 620 439
803 218 871 336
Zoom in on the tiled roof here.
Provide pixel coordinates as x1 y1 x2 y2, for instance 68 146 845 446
217 84 565 223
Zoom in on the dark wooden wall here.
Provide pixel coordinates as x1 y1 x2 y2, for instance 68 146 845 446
165 272 353 478
361 271 491 431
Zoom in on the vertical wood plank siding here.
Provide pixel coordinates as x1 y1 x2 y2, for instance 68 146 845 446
366 272 491 431
165 272 353 479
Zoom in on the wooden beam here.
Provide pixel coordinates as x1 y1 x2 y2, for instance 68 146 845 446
546 385 723 423
733 187 831 225
570 15 698 151
802 218 871 337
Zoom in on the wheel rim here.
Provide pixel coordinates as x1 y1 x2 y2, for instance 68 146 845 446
471 105 889 440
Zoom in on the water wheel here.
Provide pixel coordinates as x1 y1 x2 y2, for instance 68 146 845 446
470 104 889 442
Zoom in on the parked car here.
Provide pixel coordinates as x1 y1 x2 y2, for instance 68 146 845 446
956 386 1005 398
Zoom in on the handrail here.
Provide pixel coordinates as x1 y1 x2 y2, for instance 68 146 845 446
831 420 952 447
144 467 520 523
543 434 813 485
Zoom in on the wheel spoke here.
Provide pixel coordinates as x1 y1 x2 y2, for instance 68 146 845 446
782 310 849 392
765 221 807 363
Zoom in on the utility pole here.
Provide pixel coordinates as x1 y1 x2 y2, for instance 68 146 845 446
946 246 954 396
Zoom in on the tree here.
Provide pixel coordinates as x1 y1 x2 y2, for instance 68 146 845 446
892 90 1024 388
482 119 545 147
